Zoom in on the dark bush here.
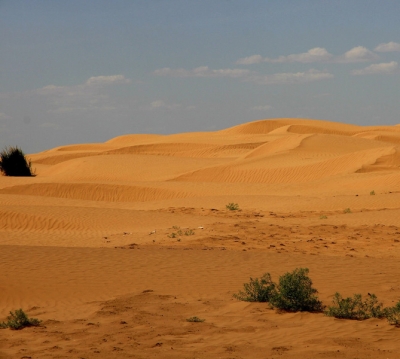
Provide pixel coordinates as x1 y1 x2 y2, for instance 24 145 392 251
325 292 385 320
0 309 41 330
234 268 323 312
233 273 276 302
235 270 400 325
0 146 33 176
384 301 400 326
270 268 323 312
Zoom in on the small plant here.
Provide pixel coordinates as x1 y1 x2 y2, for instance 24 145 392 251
234 268 322 313
370 190 375 195
325 293 385 320
270 268 323 312
0 146 33 176
0 309 41 330
343 208 352 214
384 301 400 326
320 215 328 219
233 273 276 302
169 227 194 239
186 316 205 322
226 203 239 211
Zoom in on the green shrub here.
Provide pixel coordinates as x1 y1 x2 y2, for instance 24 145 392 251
325 293 385 320
0 309 41 330
343 208 352 214
226 203 239 211
270 268 323 312
186 316 205 322
384 301 400 326
370 190 375 195
234 268 322 312
0 146 33 176
168 228 194 238
233 273 276 302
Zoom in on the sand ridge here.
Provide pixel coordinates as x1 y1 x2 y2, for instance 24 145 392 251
1 118 400 358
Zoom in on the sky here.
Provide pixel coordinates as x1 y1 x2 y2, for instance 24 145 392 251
1 0 399 153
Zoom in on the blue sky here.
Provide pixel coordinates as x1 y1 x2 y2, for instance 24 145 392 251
1 0 399 153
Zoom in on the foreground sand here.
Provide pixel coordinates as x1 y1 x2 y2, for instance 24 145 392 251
1 118 400 358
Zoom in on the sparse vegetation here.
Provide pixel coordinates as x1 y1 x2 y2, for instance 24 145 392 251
0 309 41 330
343 208 352 214
234 268 323 312
233 273 276 302
226 203 239 211
0 146 33 176
384 301 400 326
370 190 375 195
235 268 400 326
320 215 328 219
186 316 205 322
325 292 385 320
168 226 195 239
270 268 323 312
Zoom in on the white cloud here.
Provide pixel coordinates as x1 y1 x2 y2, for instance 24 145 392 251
268 47 333 63
154 65 333 85
251 105 272 111
236 48 333 64
351 61 398 75
236 46 381 65
149 100 193 111
236 55 263 65
85 75 131 86
47 105 117 113
375 42 400 52
153 66 251 78
338 46 379 63
28 75 131 113
247 69 334 85
33 75 131 97
34 85 65 96
289 47 333 63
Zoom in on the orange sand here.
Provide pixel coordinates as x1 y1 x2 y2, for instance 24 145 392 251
1 118 400 358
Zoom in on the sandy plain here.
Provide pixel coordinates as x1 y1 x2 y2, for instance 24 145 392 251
1 118 400 358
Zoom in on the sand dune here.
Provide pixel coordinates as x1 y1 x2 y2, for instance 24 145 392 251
105 133 165 145
222 118 361 135
38 154 231 182
0 182 191 202
172 146 396 183
1 118 400 358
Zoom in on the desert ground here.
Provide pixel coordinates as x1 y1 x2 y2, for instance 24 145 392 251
1 118 400 358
